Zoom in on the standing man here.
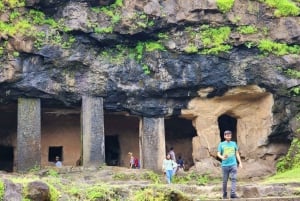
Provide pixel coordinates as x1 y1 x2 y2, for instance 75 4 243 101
217 130 243 199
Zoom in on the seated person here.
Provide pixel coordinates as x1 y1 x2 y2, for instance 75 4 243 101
176 156 185 171
55 156 62 168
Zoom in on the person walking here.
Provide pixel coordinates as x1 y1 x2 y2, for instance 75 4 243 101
217 130 243 199
168 147 177 174
162 153 178 184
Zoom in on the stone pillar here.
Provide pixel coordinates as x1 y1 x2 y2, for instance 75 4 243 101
17 98 41 172
140 117 165 171
81 96 105 167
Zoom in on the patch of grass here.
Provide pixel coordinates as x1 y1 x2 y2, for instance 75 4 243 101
0 180 4 201
133 186 190 201
133 187 167 201
258 39 300 56
173 172 209 185
263 167 300 184
237 25 258 34
86 184 117 201
200 26 232 54
141 171 162 184
276 138 300 172
113 172 138 180
145 42 165 52
216 0 235 13
3 0 25 8
184 44 198 54
262 0 300 17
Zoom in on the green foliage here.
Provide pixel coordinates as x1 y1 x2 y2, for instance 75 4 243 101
0 2 4 11
86 184 116 201
200 26 232 54
216 0 235 13
47 169 59 177
28 164 41 173
2 0 25 8
145 42 165 52
91 0 123 32
262 0 300 17
48 183 60 201
133 187 190 201
173 172 209 185
100 45 127 65
285 68 300 79
133 187 166 201
113 172 138 180
141 171 162 184
258 39 300 56
237 25 258 34
264 166 300 184
12 51 19 57
9 11 20 21
0 180 4 201
0 19 33 37
157 33 169 39
184 44 198 54
94 26 113 34
135 42 144 62
277 138 300 172
245 41 255 48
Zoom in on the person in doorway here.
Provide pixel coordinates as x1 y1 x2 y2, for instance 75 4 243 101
162 153 178 184
168 147 176 161
217 130 243 199
55 156 62 168
128 152 136 169
176 156 185 172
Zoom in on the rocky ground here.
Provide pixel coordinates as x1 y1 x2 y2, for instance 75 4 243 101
1 166 300 200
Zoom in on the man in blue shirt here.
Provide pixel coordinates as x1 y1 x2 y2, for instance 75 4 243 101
217 130 243 199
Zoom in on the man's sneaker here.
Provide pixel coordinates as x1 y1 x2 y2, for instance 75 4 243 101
230 194 239 199
222 192 227 199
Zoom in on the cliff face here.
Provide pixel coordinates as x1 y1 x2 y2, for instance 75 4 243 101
0 0 299 175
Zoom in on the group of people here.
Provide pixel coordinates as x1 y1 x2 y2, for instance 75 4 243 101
129 130 242 199
162 130 242 199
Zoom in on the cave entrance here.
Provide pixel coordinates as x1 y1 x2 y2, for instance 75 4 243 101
0 145 14 172
165 117 197 170
41 104 81 167
0 103 17 172
218 114 237 142
104 114 139 167
105 135 120 166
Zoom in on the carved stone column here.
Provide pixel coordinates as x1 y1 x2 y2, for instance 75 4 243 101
81 96 105 167
17 98 41 172
140 117 165 171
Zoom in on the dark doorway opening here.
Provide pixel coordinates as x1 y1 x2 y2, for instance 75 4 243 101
49 146 63 162
218 114 237 142
0 145 14 172
165 118 197 170
105 136 120 166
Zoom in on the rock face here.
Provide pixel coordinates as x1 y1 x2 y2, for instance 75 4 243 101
0 0 299 177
